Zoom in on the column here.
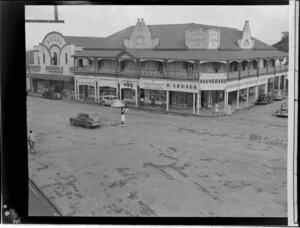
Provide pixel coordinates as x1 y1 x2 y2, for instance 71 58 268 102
166 90 169 111
224 91 228 112
246 87 249 106
236 89 240 110
94 82 97 102
164 60 169 77
192 93 196 114
283 75 286 91
97 82 100 102
197 90 200 115
238 61 241 80
278 76 281 90
135 86 138 107
77 82 80 100
74 79 77 100
255 86 259 100
264 83 268 94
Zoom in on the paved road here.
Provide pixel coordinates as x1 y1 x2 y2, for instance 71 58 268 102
27 96 287 217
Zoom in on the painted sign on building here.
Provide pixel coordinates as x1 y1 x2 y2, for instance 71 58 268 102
119 79 138 89
257 75 268 85
199 73 227 90
43 32 67 50
140 79 167 90
239 77 257 89
168 81 199 93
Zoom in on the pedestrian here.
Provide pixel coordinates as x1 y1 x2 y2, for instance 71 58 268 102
140 97 144 107
215 103 220 116
120 107 129 126
28 130 36 153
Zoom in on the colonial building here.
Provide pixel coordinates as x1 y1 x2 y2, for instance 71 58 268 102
27 19 288 114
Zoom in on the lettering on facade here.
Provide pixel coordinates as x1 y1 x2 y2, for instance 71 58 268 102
185 28 220 49
199 79 227 83
170 82 198 92
43 33 66 49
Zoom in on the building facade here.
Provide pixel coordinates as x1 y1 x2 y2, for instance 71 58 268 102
27 19 288 114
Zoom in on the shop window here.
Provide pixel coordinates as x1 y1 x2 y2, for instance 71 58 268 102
65 54 68 64
43 53 45 64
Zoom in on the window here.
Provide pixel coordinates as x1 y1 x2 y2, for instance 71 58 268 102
65 54 68 64
271 59 275 67
78 59 83 67
173 84 176 88
241 61 248 71
186 85 188 88
181 85 184 88
43 53 45 64
230 62 238 72
38 57 40 65
98 61 102 70
120 61 126 71
263 59 267 68
52 52 58 65
88 59 93 66
177 84 179 88
253 61 257 69
213 62 220 73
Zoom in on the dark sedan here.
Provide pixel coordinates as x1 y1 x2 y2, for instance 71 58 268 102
256 94 273 105
42 90 62 100
69 112 102 128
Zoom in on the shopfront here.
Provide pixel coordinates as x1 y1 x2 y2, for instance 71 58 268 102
199 73 227 108
140 79 167 105
119 78 139 105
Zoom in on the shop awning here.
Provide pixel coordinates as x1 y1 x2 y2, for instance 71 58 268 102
27 73 74 82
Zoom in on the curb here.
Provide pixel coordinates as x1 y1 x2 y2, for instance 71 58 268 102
29 177 64 216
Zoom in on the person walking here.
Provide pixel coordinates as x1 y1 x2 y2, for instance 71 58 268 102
28 130 36 153
215 103 220 116
120 107 129 126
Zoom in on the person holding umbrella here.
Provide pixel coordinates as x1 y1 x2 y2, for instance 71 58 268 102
121 106 129 126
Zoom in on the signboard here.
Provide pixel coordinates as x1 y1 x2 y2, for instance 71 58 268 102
77 79 95 86
119 79 138 90
185 28 206 49
140 79 167 90
239 77 257 90
257 75 268 85
207 28 220 49
168 81 199 93
199 73 227 90
43 33 66 50
226 81 239 92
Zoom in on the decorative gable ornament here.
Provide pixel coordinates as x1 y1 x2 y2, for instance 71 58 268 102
124 18 159 49
185 27 220 49
238 20 255 49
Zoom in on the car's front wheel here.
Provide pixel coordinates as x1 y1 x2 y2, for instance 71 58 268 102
101 101 106 106
70 120 74 125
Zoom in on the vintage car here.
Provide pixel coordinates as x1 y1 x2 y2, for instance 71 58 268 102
42 90 62 100
276 102 288 118
100 95 118 106
69 112 102 128
272 90 283 101
256 94 273 105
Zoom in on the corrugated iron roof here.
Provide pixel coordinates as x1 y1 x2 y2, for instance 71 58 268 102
64 23 276 51
27 73 73 82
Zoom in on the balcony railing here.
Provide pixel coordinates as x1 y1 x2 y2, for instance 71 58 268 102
228 71 238 79
119 69 137 76
69 67 75 72
167 71 198 79
76 66 95 72
45 65 63 72
249 69 258 76
268 67 275 73
240 70 249 77
97 68 116 74
140 69 163 77
259 68 267 75
29 64 41 71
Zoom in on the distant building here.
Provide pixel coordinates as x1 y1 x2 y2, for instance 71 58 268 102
27 19 288 113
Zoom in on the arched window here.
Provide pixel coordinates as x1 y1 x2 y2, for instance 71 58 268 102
52 52 58 66
65 53 68 64
263 59 268 68
43 53 45 64
252 60 257 69
78 59 83 67
271 59 275 67
229 61 238 72
241 61 248 71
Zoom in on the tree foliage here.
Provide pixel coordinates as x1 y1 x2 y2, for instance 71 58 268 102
272 31 288 53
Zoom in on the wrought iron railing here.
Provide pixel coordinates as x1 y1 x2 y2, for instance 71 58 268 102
45 65 63 72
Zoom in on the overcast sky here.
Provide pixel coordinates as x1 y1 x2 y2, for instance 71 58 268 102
25 5 289 50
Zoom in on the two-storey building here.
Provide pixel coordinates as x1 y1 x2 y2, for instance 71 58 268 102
27 19 288 114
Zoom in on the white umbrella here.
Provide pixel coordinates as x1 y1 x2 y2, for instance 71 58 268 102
110 100 125 123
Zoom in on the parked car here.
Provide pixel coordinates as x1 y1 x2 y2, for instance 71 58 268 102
69 112 102 128
256 94 273 105
100 95 119 106
272 90 283 101
42 90 62 100
276 102 288 118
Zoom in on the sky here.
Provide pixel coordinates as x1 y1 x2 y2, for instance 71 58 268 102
25 5 289 50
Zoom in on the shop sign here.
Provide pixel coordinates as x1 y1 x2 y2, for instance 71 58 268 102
118 79 137 89
140 79 167 90
199 73 227 90
257 76 268 85
226 82 239 92
239 77 257 89
43 33 66 49
168 81 199 92
77 79 95 86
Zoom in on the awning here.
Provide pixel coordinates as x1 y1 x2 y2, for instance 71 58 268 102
27 73 74 82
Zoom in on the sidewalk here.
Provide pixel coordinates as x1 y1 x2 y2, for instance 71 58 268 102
28 92 256 117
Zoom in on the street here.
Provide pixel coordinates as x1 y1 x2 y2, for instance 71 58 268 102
27 96 287 217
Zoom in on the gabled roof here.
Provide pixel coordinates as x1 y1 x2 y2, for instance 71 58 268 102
65 36 124 49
